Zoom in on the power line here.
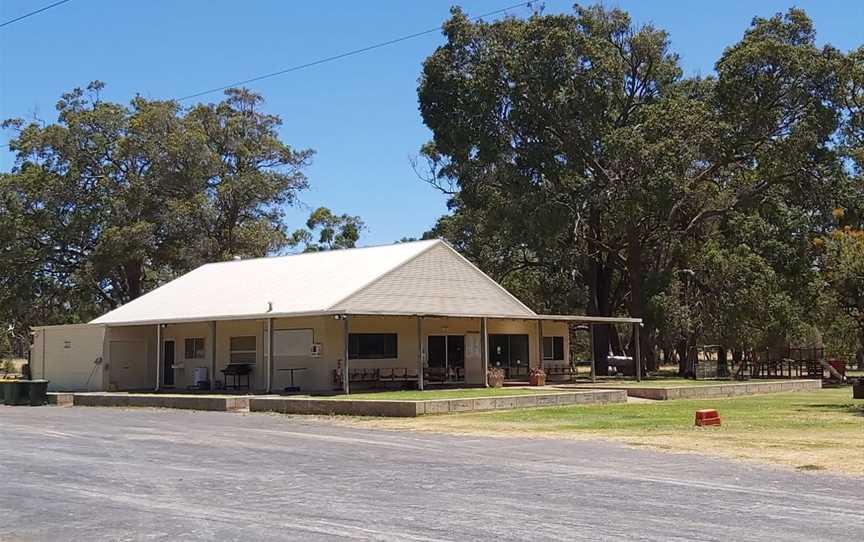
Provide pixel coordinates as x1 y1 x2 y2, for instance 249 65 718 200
2 1 542 149
0 0 73 29
177 1 539 101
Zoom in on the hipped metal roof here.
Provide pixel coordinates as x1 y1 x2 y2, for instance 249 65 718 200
88 239 640 327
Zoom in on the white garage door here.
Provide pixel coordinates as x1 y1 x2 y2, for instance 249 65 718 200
109 340 148 390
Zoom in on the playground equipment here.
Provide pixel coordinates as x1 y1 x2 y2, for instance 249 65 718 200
731 347 847 381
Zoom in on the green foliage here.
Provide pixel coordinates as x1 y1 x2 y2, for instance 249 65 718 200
1 83 313 331
820 229 864 362
288 206 365 252
417 5 860 370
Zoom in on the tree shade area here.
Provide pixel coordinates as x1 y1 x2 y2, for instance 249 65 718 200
416 5 864 374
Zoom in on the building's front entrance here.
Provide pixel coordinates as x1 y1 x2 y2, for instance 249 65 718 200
489 334 530 379
427 335 465 383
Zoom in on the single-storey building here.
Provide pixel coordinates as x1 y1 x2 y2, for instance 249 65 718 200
30 239 641 393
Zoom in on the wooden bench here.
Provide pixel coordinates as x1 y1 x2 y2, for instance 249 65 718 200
543 364 578 381
424 367 465 383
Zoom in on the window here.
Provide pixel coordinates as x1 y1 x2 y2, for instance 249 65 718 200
489 334 529 368
543 336 565 361
184 338 205 359
348 333 397 360
229 336 256 364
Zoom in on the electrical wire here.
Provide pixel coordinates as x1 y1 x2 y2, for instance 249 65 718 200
0 0 73 29
176 1 539 101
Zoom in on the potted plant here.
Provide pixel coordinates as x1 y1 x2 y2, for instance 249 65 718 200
487 367 505 388
529 367 547 386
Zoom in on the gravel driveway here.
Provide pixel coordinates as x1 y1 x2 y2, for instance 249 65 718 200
1 406 861 541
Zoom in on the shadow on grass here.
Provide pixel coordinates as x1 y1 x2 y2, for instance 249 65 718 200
799 402 864 416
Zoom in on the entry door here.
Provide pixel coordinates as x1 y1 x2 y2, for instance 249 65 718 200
163 340 175 386
427 335 465 382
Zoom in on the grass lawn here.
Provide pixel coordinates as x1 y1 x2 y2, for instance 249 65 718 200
347 388 864 476
318 388 562 401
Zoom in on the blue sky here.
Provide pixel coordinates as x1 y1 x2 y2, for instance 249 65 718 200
1 1 862 245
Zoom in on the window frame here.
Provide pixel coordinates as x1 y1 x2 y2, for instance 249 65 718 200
542 336 565 362
184 337 206 360
348 333 398 360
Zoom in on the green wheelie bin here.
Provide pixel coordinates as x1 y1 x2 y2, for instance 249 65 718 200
3 380 28 405
27 379 49 406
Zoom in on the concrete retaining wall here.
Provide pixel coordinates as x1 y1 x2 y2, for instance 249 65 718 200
48 390 625 417
620 379 822 400
47 393 74 406
250 389 626 417
69 393 250 412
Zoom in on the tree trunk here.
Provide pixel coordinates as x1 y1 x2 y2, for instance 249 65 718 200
718 346 728 377
586 261 613 375
585 208 616 376
732 349 743 378
857 329 864 370
592 324 611 376
644 332 659 373
626 221 649 376
125 261 144 301
676 340 688 377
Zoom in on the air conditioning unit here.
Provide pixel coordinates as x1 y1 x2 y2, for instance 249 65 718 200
310 343 322 357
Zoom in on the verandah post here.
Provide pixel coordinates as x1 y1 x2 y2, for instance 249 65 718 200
155 323 162 392
537 319 544 369
481 317 489 387
634 322 642 382
209 321 216 390
342 315 350 395
416 316 424 391
266 317 273 393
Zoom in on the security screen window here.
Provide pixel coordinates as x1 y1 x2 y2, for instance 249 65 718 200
489 334 529 368
184 337 205 359
229 336 256 364
348 333 398 359
543 336 565 361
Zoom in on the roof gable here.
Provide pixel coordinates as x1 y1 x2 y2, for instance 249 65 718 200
331 242 536 317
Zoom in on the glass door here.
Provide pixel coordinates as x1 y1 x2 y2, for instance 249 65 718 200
427 335 465 383
447 335 465 381
489 334 529 379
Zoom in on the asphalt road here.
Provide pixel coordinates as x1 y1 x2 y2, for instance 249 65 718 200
1 406 862 542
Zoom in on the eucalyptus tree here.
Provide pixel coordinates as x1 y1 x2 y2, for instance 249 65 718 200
418 6 849 373
288 206 366 252
183 88 313 260
1 83 313 328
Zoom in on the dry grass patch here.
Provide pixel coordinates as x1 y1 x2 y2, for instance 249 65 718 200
336 388 864 476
